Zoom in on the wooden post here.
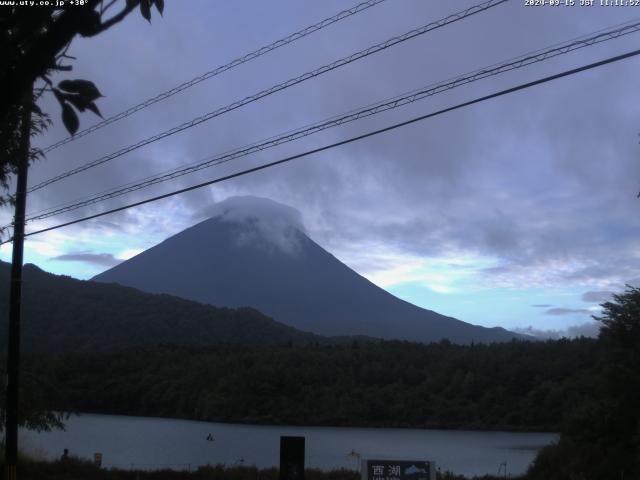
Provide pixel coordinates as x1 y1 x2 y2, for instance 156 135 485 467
4 86 32 480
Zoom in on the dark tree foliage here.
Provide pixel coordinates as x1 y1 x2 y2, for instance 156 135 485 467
0 259 322 433
17 338 598 432
17 461 362 480
0 0 164 206
527 287 640 480
0 364 68 434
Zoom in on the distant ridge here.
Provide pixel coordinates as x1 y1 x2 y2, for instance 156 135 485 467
94 196 526 344
0 260 324 353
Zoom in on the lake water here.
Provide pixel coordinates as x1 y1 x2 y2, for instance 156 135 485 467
21 414 557 477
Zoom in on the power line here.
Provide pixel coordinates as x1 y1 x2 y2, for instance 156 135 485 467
40 0 389 154
23 18 640 223
26 16 640 220
6 46 638 244
28 0 508 193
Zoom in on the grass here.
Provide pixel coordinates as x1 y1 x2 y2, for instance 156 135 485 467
10 458 520 480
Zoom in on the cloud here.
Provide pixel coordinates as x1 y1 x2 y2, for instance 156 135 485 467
545 307 592 316
194 196 306 255
2 1 638 331
118 249 144 260
515 322 600 339
531 304 552 308
53 252 121 267
566 322 601 338
196 196 305 231
582 291 613 303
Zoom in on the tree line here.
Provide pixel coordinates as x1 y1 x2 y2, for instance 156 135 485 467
17 338 599 432
4 286 639 479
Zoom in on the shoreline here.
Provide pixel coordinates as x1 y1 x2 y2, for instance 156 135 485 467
61 411 560 435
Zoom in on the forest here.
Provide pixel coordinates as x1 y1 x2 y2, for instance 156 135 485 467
0 263 638 478
3 285 639 479
19 338 598 432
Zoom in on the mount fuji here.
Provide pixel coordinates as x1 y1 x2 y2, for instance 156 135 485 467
93 196 523 344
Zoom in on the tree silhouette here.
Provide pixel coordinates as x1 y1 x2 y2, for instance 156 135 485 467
0 0 165 434
529 286 640 479
0 0 164 206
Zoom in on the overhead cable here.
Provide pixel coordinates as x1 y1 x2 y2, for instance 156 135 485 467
40 0 389 154
24 18 640 222
4 46 637 243
28 0 508 193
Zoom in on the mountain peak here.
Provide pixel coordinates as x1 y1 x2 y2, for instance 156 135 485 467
204 196 305 255
94 196 526 344
208 196 304 230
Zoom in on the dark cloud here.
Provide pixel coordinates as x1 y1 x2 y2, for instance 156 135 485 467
582 291 613 303
515 322 600 339
53 252 121 267
545 308 592 316
92 220 126 232
0 0 637 333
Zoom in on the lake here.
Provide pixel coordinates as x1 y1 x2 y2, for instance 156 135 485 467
21 414 557 477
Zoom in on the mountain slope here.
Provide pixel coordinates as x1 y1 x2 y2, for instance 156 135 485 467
0 261 323 353
94 197 524 344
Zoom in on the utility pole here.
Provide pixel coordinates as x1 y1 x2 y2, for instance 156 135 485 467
4 85 32 480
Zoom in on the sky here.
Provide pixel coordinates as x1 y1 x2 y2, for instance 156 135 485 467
2 0 640 337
